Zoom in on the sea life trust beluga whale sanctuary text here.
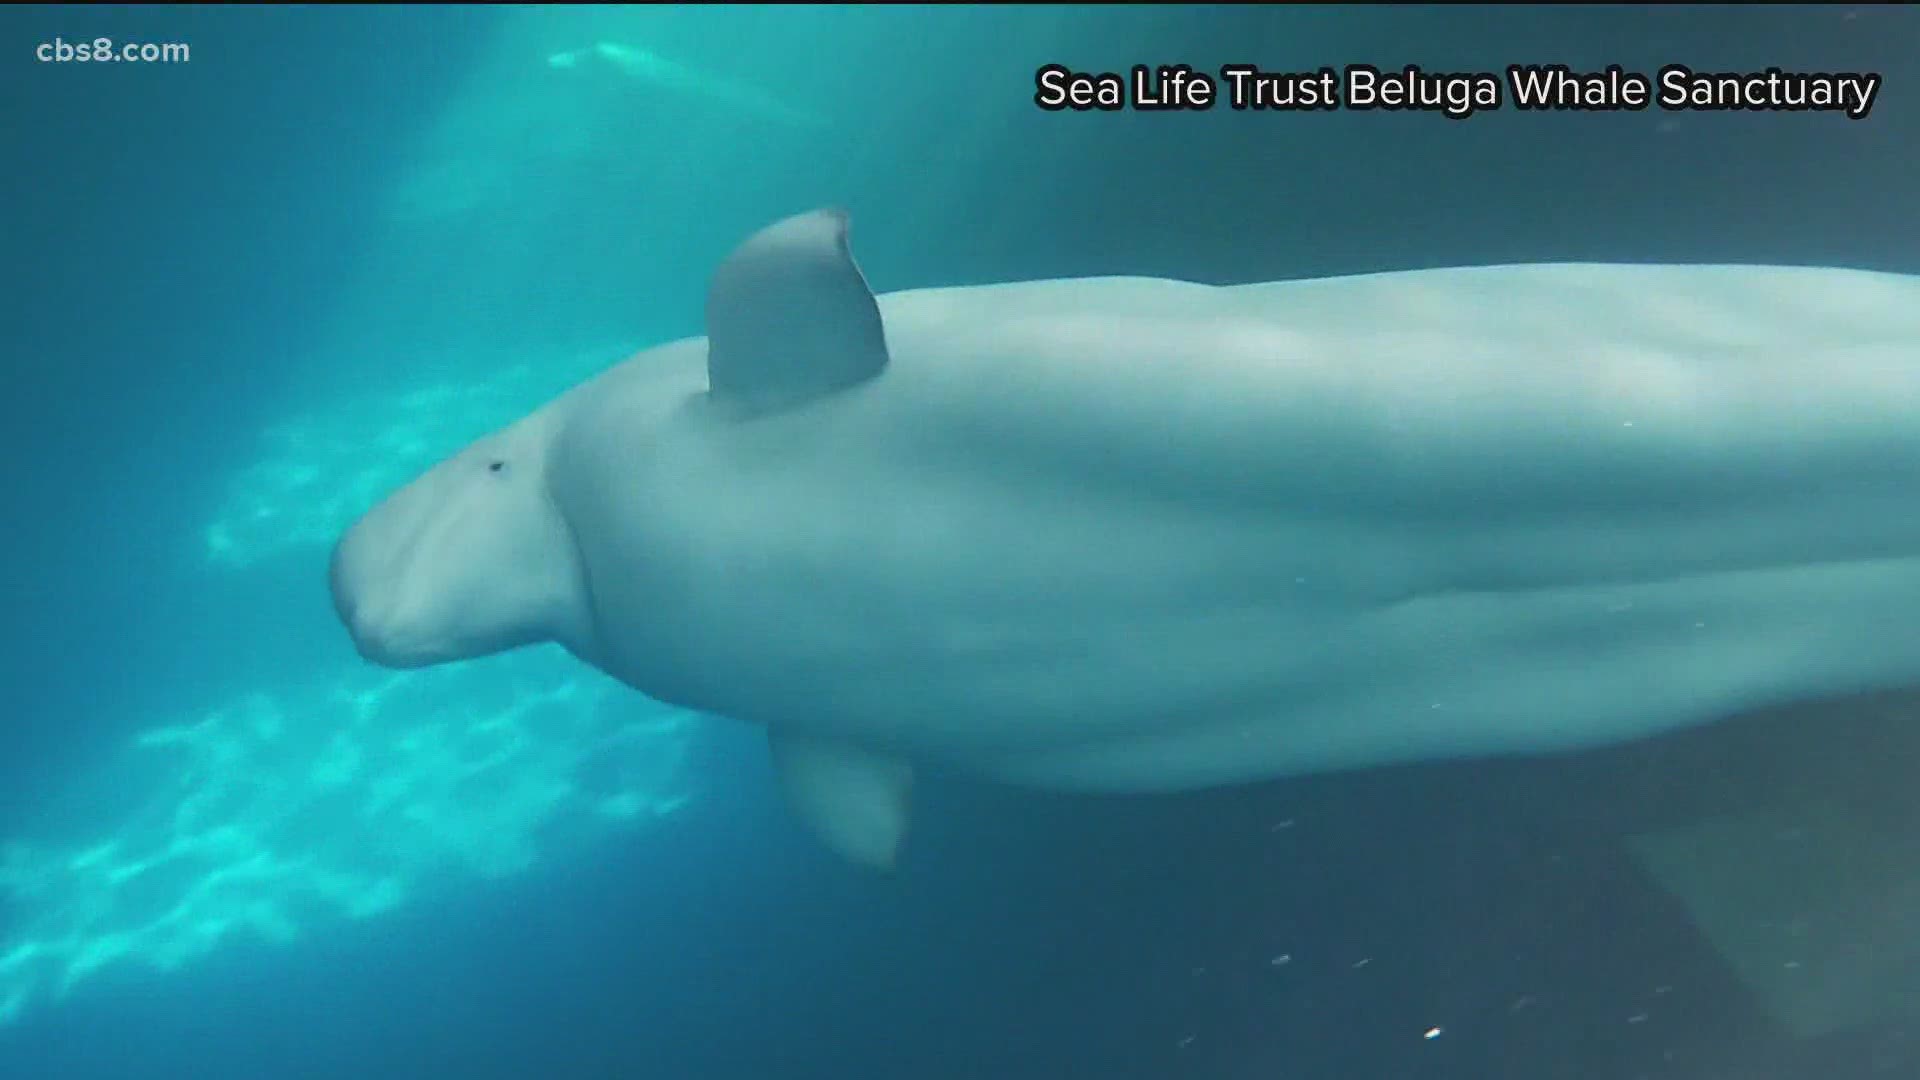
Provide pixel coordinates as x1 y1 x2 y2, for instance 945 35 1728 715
1034 62 1883 120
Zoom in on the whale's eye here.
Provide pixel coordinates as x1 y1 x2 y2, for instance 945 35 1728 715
488 460 507 474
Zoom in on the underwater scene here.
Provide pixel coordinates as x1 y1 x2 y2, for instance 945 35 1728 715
5 5 1920 1079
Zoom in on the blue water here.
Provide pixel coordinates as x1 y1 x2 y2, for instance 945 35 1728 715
5 5 1919 1078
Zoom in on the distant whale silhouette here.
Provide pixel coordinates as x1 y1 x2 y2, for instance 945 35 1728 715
546 41 828 128
330 208 1920 870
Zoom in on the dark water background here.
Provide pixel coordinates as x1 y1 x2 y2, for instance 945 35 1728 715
4 5 1919 1078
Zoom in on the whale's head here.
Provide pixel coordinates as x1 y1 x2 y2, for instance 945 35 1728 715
329 406 591 670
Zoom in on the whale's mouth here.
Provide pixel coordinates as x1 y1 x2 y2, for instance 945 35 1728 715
330 536 431 670
331 549 544 670
343 622 449 670
331 566 465 670
327 540 358 633
329 492 453 669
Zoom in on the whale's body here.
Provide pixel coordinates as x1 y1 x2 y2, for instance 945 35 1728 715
331 210 1920 868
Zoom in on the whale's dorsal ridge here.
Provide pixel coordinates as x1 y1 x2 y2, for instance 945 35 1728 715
704 207 890 418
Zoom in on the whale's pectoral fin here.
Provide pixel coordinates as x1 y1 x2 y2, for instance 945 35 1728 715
769 731 913 872
704 208 889 418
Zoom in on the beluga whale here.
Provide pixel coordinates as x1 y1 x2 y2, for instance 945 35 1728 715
330 208 1920 871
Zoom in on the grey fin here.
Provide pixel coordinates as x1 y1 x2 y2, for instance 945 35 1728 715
705 208 889 418
769 731 913 872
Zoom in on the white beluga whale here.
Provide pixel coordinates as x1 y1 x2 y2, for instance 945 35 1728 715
546 42 829 130
330 208 1920 871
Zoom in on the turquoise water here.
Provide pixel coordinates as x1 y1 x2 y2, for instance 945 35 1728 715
5 5 1919 1078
